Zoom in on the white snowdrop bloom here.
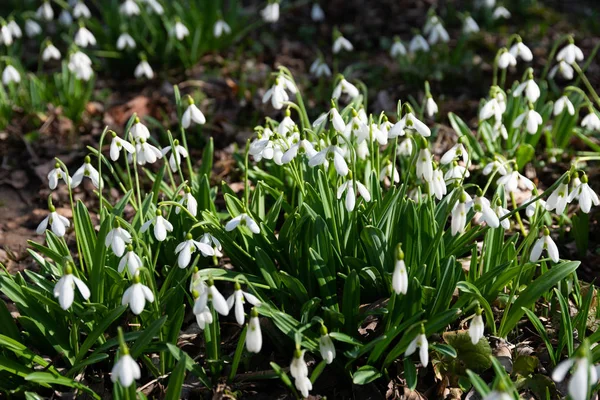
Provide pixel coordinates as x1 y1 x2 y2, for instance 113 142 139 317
337 179 371 212
309 145 349 176
416 148 433 182
441 143 469 166
468 312 484 344
390 38 407 57
213 20 231 38
474 195 499 228
58 10 73 26
25 20 42 37
173 20 189 41
319 329 336 364
451 193 473 236
425 96 438 118
42 43 61 62
483 391 512 400
380 162 400 184
392 252 408 295
227 283 261 325
342 111 369 143
545 182 570 215
175 234 214 268
479 91 506 124
525 195 546 218
122 275 155 315
513 77 540 103
263 76 297 109
37 206 70 237
581 110 600 131
249 129 275 162
282 137 316 163
444 163 470 185
389 112 431 138
246 309 262 353
105 225 132 257
530 227 559 263
428 169 447 200
398 139 413 156
176 188 198 217
1 65 20 85
200 233 222 257
405 330 429 367
120 0 141 16
48 163 69 189
261 2 280 23
226 213 260 234
73 2 91 18
426 18 450 45
75 26 97 48
462 15 479 34
71 157 101 188
552 351 599 400
111 353 141 388
134 140 162 165
513 107 543 134
309 58 331 78
118 247 143 276
497 50 516 69
557 42 584 65
277 111 296 136
568 174 599 213
140 210 173 241
313 106 346 132
554 95 575 116
497 171 534 193
509 40 533 62
0 23 13 46
332 78 359 100
311 3 325 21
68 51 94 81
161 140 188 172
117 33 136 50
194 279 229 316
144 0 164 15
129 119 150 142
409 34 430 53
290 349 311 397
7 20 21 39
134 60 153 79
549 61 574 80
333 35 353 54
492 6 511 19
495 204 510 229
193 302 213 329
483 159 508 176
110 133 135 161
295 376 312 399
54 268 90 310
37 1 54 21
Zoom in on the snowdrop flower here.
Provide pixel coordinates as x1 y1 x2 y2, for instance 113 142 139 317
122 273 154 315
2 64 20 85
483 390 512 400
311 3 325 21
226 213 260 234
319 326 336 364
117 33 136 50
332 77 359 100
263 76 297 109
200 233 222 257
68 51 94 81
75 25 97 48
73 2 92 19
42 42 61 62
468 309 484 344
497 170 534 194
525 194 546 218
405 326 429 367
462 15 480 34
425 96 438 118
161 140 188 172
445 163 470 185
389 112 431 138
134 58 153 79
227 282 261 325
120 0 141 16
581 109 600 131
7 19 21 39
509 39 533 62
213 19 231 38
106 223 132 257
495 202 510 229
0 22 12 46
290 349 312 398
545 181 570 215
58 10 73 26
552 343 599 400
337 177 371 212
282 136 316 163
111 350 141 388
54 265 90 310
380 161 400 184
483 158 508 176
479 89 506 125
333 33 353 54
144 0 164 15
497 49 516 69
261 2 280 23
513 74 540 103
416 148 433 182
309 144 349 176
568 174 599 213
309 58 331 78
71 156 101 188
172 19 189 41
176 187 198 217
129 117 150 142
37 203 70 237
246 308 262 353
474 194 499 228
441 142 469 166
37 1 54 21
428 169 447 200
193 300 213 330
194 278 229 316
398 139 413 156
48 163 69 189
249 128 275 161
530 227 559 263
409 34 430 53
110 132 135 162
118 246 143 276
557 41 584 65
140 210 173 241
451 192 472 236
134 139 162 165
513 105 543 134
549 61 574 80
25 20 42 37
554 95 575 116
425 17 449 45
492 6 511 19
175 233 214 268
392 245 408 295
390 37 407 57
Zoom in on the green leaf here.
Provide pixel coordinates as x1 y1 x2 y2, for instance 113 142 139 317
75 305 127 365
165 343 211 389
0 298 19 340
516 143 535 170
131 315 167 358
513 354 539 376
352 365 382 385
26 372 101 399
442 331 492 373
522 307 556 366
403 358 417 390
164 357 187 400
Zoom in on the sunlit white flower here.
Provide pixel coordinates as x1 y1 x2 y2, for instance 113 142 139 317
568 174 599 213
513 107 543 134
405 329 429 367
181 101 206 129
129 119 150 142
552 348 599 400
194 279 229 316
290 350 312 397
390 38 407 57
498 50 516 69
441 143 469 166
134 59 153 79
135 140 162 165
282 137 316 163
71 157 101 188
309 144 349 176
389 112 431 137
37 206 70 237
48 163 69 189
42 42 61 61
451 192 473 236
37 1 54 21
525 195 546 218
416 148 433 182
319 330 336 364
409 34 430 53
176 188 198 217
474 195 499 228
227 283 261 325
513 77 540 103
497 171 534 193
120 0 141 16
25 20 42 37
509 40 532 62
557 42 584 65
380 162 400 184
68 51 94 81
2 65 20 85
492 6 511 19
495 204 510 229
140 210 173 241
0 23 12 46
226 213 260 234
117 33 136 50
554 95 575 116
111 353 141 388
309 58 331 78
398 139 413 156
73 2 92 18
200 233 222 257
479 90 506 124
581 110 600 131
332 77 359 100
261 2 280 23
445 163 470 185
469 312 484 344
549 61 574 80
122 275 155 315
428 169 447 200
337 179 371 212
311 3 325 21
545 182 570 215
75 26 97 48
530 227 559 263
110 133 135 161
172 20 189 41
106 226 132 257
333 35 353 54
213 19 231 38
462 15 479 34
175 234 214 268
7 19 21 39
425 96 438 118
118 245 143 275
246 309 262 353
392 256 408 295
161 141 188 172
483 158 508 176
193 301 213 329
263 76 297 109
54 268 90 310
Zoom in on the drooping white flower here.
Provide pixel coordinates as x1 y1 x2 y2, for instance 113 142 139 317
227 283 261 325
513 107 543 134
389 112 431 138
117 33 136 50
71 157 101 188
332 77 359 100
161 140 188 172
106 225 132 257
74 26 97 48
68 51 94 81
58 10 73 26
568 174 599 213
134 140 162 165
311 3 325 21
263 76 297 109
309 144 349 176
441 143 469 166
398 139 413 156
37 1 54 21
54 267 90 310
25 20 42 37
444 163 470 185
557 42 584 65
110 133 135 161
462 15 479 34
513 77 540 103
554 95 575 116
474 195 499 228
175 233 214 268
425 96 438 118
2 65 20 85
405 329 429 367
479 90 506 124
111 353 141 387
337 179 371 212
42 42 62 62
226 213 260 234
6 19 21 39
497 50 517 69
282 137 316 163
290 349 312 398
200 233 223 257
73 2 92 19
497 171 534 193
192 284 213 330
495 203 510 229
545 182 570 215
416 148 433 182
509 40 533 62
549 61 574 80
409 34 430 53
390 38 407 57
213 20 231 38
172 20 189 41
194 279 229 316
552 347 599 400
525 195 546 218
428 169 447 200
118 246 143 276
483 158 508 176
176 188 198 217
261 2 280 23
0 23 13 46
492 6 511 19
37 205 70 237
144 0 164 15
140 210 173 241
530 227 559 263
309 58 331 78
451 192 473 236
468 312 484 344
134 59 153 79
425 16 449 45
380 162 400 184
48 163 69 189
129 119 150 142
120 0 141 16
581 110 600 131
333 35 353 54
122 274 154 315
319 329 336 364
246 309 262 353
392 252 408 295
